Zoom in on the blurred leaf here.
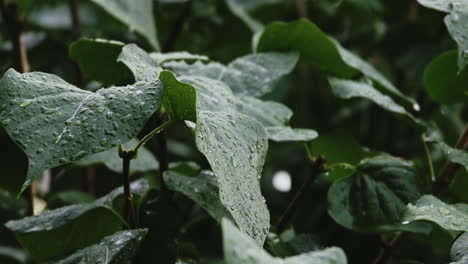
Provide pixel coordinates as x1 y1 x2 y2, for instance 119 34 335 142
257 19 419 109
0 69 163 192
69 38 133 86
402 195 468 232
328 156 431 233
72 138 159 174
89 0 160 50
423 50 468 104
265 127 318 142
0 189 27 219
451 232 468 263
46 191 95 209
164 169 232 223
48 229 147 264
117 44 163 82
150 52 209 64
0 247 27 264
222 218 348 264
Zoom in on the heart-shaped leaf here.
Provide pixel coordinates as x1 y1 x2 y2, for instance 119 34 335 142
0 69 163 191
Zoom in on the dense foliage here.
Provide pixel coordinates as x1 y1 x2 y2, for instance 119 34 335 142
0 0 467 263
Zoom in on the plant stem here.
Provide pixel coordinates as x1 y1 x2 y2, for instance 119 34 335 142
134 119 174 152
163 0 193 52
275 156 326 232
294 0 308 18
421 135 435 183
120 149 137 228
372 233 408 264
69 0 81 38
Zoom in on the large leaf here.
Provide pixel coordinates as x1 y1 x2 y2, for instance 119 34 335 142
117 44 163 82
423 50 468 104
89 0 159 50
257 19 419 109
265 127 318 142
49 229 147 264
327 156 430 233
164 169 232 223
401 195 468 232
69 38 133 86
5 179 150 261
328 78 423 129
222 218 348 264
0 69 163 191
72 139 159 174
451 232 468 264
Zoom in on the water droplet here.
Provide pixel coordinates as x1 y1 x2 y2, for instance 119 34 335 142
100 138 108 146
438 208 450 215
20 99 32 107
2 119 11 126
97 106 105 113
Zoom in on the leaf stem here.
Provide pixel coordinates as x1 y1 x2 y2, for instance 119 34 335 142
421 134 435 184
119 147 137 228
134 119 174 152
275 156 326 232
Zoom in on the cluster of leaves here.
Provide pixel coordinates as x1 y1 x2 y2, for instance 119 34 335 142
0 0 467 264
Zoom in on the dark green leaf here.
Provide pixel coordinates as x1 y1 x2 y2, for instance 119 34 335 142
328 156 430 233
0 247 27 264
0 69 163 191
423 50 468 104
46 191 95 209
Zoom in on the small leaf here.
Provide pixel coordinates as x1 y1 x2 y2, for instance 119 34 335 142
164 169 232 223
89 0 160 50
423 50 468 104
159 71 197 122
402 195 468 232
48 229 147 264
265 127 318 142
72 138 159 174
257 19 419 109
451 232 468 264
0 69 163 191
222 218 348 264
328 156 430 233
69 38 133 86
328 78 423 129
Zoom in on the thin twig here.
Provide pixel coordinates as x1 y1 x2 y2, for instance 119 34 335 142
69 0 81 38
276 156 326 232
120 148 137 228
163 0 192 52
134 119 174 151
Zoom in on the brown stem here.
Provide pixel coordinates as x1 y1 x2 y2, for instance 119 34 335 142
275 156 326 232
69 0 81 38
293 0 308 18
163 0 192 52
154 115 169 192
121 150 137 228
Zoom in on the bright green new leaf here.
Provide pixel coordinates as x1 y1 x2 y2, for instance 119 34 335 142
69 38 133 86
328 78 423 129
222 218 348 264
257 19 419 109
0 69 163 191
451 232 468 264
89 0 160 50
423 50 468 104
48 229 148 264
165 52 299 97
402 195 468 232
164 169 232 223
159 71 197 122
5 179 150 261
72 138 159 174
328 156 430 233
265 127 318 142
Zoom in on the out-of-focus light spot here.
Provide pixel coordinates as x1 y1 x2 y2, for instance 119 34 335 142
272 170 291 192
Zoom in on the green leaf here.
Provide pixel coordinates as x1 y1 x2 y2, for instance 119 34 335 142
0 189 27 219
117 44 163 82
72 138 159 174
165 52 299 97
46 191 95 209
423 50 468 104
48 229 147 264
402 195 468 232
235 96 292 126
224 0 270 32
150 52 209 64
159 71 197 122
328 78 423 129
265 127 318 142
0 247 27 264
222 218 348 264
89 0 160 51
0 69 163 191
328 156 430 233
69 38 133 86
196 111 270 244
451 232 468 264
164 169 232 223
423 132 468 173
257 19 419 109
5 179 150 261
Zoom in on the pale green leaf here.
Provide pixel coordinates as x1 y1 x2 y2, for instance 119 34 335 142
451 232 468 264
328 156 430 233
265 127 318 142
164 169 232 223
222 218 348 264
0 69 163 191
235 96 292 126
402 195 468 232
117 44 162 82
150 51 209 64
48 229 147 264
89 0 159 50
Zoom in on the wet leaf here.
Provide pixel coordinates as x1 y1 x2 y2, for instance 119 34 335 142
222 218 348 264
89 0 160 50
48 229 147 264
451 232 468 264
328 156 430 233
402 195 468 232
0 69 163 191
265 127 318 142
